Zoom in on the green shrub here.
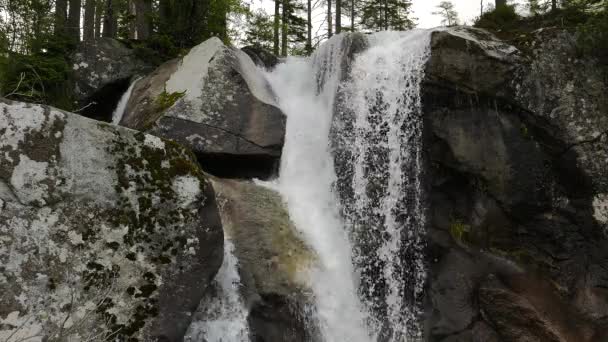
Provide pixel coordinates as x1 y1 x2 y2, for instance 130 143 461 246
156 89 186 111
1 51 71 108
133 34 182 66
475 5 521 30
577 8 608 68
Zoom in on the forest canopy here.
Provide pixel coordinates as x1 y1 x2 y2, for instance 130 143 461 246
0 0 606 108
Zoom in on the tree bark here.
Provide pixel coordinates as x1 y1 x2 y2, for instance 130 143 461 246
480 0 483 17
327 0 332 38
383 0 388 30
102 0 117 38
55 0 68 36
133 0 152 39
83 0 95 41
281 0 288 56
274 0 280 55
67 0 81 42
128 0 137 38
551 0 557 11
335 0 341 33
351 0 355 31
306 0 312 51
95 0 103 38
159 0 170 33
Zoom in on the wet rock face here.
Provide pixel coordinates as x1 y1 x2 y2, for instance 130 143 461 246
200 178 317 342
0 98 223 341
70 38 151 120
241 45 280 70
120 38 286 180
423 27 608 342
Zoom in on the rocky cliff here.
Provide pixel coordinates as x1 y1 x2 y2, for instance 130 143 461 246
2 25 607 342
422 26 608 342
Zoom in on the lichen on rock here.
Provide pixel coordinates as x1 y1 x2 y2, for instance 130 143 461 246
0 98 223 341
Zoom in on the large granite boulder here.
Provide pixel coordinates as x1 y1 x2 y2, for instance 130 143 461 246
119 38 286 179
186 178 317 342
70 38 151 121
0 98 223 341
421 27 608 342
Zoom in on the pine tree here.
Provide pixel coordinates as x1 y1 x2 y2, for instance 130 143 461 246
244 9 274 50
433 1 459 26
360 0 414 31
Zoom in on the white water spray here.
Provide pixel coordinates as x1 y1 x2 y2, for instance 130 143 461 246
111 77 141 125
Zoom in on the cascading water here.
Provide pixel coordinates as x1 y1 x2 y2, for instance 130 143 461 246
264 35 372 342
265 29 431 341
185 239 250 342
332 30 431 340
111 77 141 125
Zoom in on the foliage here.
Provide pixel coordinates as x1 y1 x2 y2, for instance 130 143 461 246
0 25 72 108
576 1 608 73
283 0 308 55
244 9 275 51
133 34 182 66
433 1 460 26
359 0 415 31
155 89 186 111
475 3 520 30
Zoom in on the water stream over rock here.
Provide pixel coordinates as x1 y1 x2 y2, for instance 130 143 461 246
262 29 431 342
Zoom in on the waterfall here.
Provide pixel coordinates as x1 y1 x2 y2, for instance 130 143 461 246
185 239 250 342
265 29 431 341
264 34 372 342
334 30 431 340
111 77 141 125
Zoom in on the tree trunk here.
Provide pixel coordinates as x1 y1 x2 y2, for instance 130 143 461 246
335 0 341 33
83 0 95 41
327 0 332 38
67 0 81 42
383 0 388 30
281 0 288 57
133 0 152 39
102 0 117 38
159 0 170 33
350 0 355 31
143 0 152 38
480 0 483 16
128 0 137 38
274 0 280 55
495 0 506 8
551 0 557 11
307 0 312 51
95 0 103 38
55 0 68 36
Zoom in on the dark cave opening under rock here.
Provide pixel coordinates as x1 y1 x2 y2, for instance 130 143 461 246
79 77 132 122
195 153 280 180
